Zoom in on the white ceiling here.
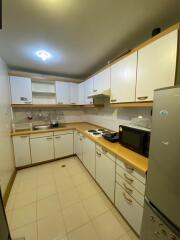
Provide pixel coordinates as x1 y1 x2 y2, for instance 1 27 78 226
0 0 180 79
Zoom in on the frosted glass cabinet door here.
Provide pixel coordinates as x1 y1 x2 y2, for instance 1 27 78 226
10 76 32 104
56 81 70 104
136 30 178 101
110 52 137 103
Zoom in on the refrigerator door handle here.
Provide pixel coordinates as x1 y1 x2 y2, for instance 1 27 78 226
161 141 169 145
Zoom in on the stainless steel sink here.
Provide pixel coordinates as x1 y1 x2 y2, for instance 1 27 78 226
33 124 51 130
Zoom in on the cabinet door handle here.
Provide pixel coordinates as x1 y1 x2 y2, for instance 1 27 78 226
55 136 61 139
20 97 28 101
96 151 101 157
46 137 53 140
123 183 133 194
123 192 133 204
24 102 32 104
137 96 148 100
110 99 117 102
58 102 63 104
93 89 97 92
124 173 134 184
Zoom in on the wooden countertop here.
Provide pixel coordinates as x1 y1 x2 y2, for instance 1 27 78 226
11 122 148 173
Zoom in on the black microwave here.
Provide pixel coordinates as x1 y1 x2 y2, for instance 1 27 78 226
119 125 150 157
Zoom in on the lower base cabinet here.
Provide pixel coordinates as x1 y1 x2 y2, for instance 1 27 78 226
13 135 32 167
82 136 96 178
30 134 54 164
95 147 115 202
74 131 83 162
54 132 73 159
115 183 144 235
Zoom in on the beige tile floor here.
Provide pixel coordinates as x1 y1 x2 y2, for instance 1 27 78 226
6 156 139 240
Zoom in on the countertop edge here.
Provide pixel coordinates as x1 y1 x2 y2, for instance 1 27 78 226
11 122 148 174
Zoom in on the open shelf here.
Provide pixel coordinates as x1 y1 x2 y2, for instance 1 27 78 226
11 104 104 109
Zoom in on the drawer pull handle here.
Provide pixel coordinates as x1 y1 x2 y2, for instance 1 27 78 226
102 147 107 154
111 99 117 102
123 183 133 194
96 151 101 157
137 96 148 100
93 89 97 92
46 137 53 140
124 173 134 184
55 136 61 139
123 192 133 204
125 163 134 172
58 102 63 104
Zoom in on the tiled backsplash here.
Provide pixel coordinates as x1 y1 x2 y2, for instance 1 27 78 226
83 99 152 131
12 99 152 131
12 108 85 125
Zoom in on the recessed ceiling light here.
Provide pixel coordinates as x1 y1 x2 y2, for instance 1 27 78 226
36 50 51 61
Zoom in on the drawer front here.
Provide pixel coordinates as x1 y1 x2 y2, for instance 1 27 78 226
54 130 74 136
115 183 144 235
116 174 144 206
30 132 53 139
116 158 146 184
116 165 145 195
96 144 116 162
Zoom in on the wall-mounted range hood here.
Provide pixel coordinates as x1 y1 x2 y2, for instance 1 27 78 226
88 89 110 98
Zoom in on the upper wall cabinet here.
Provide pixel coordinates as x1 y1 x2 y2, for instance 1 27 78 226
93 67 110 94
56 81 70 104
84 77 94 104
70 83 78 104
136 30 178 102
110 52 137 103
78 82 85 105
10 76 32 104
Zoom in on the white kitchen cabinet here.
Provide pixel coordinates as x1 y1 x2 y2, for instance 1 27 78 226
74 131 83 162
110 52 137 103
10 76 32 104
30 134 54 163
78 82 85 105
93 67 110 94
84 77 94 104
12 135 31 167
54 132 74 159
96 147 115 202
70 83 78 104
136 30 178 101
56 81 70 104
82 136 96 177
115 183 144 235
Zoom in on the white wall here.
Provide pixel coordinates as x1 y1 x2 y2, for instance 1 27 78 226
0 58 15 197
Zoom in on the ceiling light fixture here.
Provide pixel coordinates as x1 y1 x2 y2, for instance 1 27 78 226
36 50 51 61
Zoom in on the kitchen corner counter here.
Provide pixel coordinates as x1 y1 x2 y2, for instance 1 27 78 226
11 122 148 173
